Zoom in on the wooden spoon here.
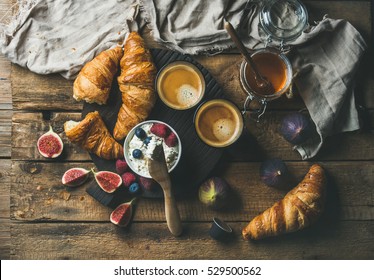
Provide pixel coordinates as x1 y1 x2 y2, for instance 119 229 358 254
224 20 274 93
148 144 183 236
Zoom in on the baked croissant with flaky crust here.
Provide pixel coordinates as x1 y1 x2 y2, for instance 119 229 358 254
73 46 123 105
113 32 156 141
242 164 326 240
64 111 123 160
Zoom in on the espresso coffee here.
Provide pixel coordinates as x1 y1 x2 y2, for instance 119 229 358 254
194 99 244 147
156 61 205 110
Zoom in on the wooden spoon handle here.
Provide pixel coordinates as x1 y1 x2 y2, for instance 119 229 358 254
224 20 253 63
161 181 183 236
224 20 267 87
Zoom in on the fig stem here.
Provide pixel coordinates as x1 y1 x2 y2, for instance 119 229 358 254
129 197 137 205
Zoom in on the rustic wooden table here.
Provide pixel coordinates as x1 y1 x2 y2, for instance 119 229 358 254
0 0 373 260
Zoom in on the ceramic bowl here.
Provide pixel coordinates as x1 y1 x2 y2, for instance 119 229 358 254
123 120 182 178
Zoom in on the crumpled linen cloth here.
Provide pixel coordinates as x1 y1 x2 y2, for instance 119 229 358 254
0 0 138 79
0 0 367 159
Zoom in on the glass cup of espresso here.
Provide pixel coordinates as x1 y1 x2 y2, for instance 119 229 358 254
239 48 293 120
194 99 244 148
156 61 205 110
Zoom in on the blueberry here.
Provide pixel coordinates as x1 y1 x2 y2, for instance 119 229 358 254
143 136 152 146
135 127 146 139
132 149 143 159
129 182 141 194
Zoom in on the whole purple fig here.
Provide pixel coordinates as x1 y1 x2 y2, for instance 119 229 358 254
280 112 313 145
198 177 230 210
260 158 289 188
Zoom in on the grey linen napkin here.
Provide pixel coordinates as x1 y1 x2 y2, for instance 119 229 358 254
0 0 367 159
140 0 367 159
288 19 366 159
0 0 138 79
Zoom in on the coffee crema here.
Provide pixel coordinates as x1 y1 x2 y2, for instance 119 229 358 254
156 61 205 110
194 99 243 148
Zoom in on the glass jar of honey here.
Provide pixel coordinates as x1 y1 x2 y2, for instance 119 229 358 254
240 0 308 120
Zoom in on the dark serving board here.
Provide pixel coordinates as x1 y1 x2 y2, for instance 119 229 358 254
83 49 225 202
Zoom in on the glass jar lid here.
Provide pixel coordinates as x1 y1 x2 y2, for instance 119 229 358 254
260 0 308 42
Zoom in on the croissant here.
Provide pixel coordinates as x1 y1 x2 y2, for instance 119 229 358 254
113 32 156 141
73 46 123 105
64 111 123 160
242 164 326 240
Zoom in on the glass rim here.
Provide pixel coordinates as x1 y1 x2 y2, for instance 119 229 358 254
193 99 244 148
155 60 206 110
260 0 309 42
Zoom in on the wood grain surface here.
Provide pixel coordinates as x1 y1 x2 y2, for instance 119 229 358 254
11 111 374 161
9 221 374 260
0 0 14 260
10 161 374 222
1 0 374 260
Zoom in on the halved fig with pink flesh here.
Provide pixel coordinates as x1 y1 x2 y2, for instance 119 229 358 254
37 125 63 158
92 169 122 193
62 168 90 187
110 199 136 227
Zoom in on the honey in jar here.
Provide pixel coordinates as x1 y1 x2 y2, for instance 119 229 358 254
245 51 287 96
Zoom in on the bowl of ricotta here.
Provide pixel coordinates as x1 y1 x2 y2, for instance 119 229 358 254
124 120 182 178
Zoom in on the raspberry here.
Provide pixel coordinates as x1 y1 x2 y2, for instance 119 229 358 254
150 123 170 138
115 159 128 175
165 132 178 147
139 176 156 191
121 172 136 188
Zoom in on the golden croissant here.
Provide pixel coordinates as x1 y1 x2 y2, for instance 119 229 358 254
113 32 156 141
64 111 123 160
242 164 326 240
73 46 123 105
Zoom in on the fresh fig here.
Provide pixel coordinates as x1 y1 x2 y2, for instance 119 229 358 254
260 158 289 188
62 168 90 187
37 125 63 158
92 169 122 193
110 198 136 227
199 177 230 210
280 112 313 145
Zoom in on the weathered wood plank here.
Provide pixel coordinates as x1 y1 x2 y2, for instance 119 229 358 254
0 55 12 110
229 110 374 162
11 111 374 161
10 54 298 111
10 221 374 259
0 159 11 260
0 110 12 158
12 112 89 161
10 161 374 222
0 0 17 261
11 51 373 111
11 65 78 111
